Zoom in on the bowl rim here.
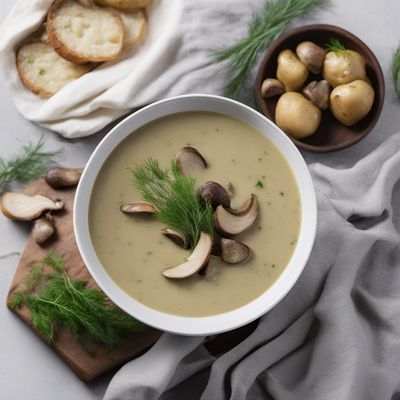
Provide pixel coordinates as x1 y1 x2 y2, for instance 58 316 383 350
255 23 385 153
74 94 317 336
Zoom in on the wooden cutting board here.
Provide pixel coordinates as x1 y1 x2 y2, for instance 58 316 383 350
6 177 162 381
6 177 257 381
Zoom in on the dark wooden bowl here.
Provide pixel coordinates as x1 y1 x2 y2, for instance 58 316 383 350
255 24 385 152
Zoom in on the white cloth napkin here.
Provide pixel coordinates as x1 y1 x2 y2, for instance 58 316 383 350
103 131 400 400
0 0 184 138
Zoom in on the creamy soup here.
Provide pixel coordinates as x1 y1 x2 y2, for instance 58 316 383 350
89 112 301 317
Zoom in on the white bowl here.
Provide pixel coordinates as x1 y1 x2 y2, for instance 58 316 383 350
74 94 317 336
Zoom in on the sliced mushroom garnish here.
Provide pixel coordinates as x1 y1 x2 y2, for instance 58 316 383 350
175 147 207 175
199 181 230 209
1 192 64 221
32 216 55 244
162 232 212 279
215 194 259 235
120 202 155 215
220 238 250 264
226 182 234 198
161 228 189 249
45 167 83 188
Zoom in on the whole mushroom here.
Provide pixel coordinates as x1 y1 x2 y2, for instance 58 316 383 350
302 80 331 110
296 41 325 74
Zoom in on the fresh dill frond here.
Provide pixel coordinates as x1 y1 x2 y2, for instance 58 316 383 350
10 253 143 350
392 44 400 99
325 37 348 55
0 138 60 191
214 0 324 99
132 159 214 248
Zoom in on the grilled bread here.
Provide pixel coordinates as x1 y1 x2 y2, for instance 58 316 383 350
17 42 91 97
94 0 151 12
47 0 124 63
119 9 146 47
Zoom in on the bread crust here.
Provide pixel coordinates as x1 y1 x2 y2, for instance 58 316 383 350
120 9 147 47
47 0 124 64
95 0 151 11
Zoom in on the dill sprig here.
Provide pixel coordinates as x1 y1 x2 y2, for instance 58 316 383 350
0 138 60 191
392 44 400 99
325 37 348 55
214 0 324 98
10 253 143 350
132 159 214 248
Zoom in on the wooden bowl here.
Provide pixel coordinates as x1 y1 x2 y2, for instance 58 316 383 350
255 24 385 152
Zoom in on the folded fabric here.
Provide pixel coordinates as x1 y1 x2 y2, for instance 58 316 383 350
0 0 182 138
0 0 262 138
104 132 400 400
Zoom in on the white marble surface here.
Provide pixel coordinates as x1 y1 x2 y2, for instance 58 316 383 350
1 1 399 399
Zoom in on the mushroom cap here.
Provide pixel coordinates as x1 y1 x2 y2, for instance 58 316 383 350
220 238 250 264
296 41 326 75
162 232 213 279
1 192 63 221
161 228 189 249
215 194 259 236
199 181 230 209
175 147 207 175
45 167 83 188
120 202 156 215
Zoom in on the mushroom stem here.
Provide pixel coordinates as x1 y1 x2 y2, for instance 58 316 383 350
32 216 55 244
162 232 213 279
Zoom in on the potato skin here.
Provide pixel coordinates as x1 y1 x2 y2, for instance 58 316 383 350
277 49 309 92
330 80 375 126
275 92 321 139
323 50 366 88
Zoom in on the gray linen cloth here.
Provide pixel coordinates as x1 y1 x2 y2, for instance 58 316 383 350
102 0 400 399
104 134 400 400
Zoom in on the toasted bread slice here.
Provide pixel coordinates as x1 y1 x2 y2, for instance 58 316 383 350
94 0 151 12
47 0 124 64
119 9 146 47
17 42 91 97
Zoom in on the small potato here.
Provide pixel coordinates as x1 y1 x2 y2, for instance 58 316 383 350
330 80 375 126
323 50 366 88
275 92 321 139
277 49 309 92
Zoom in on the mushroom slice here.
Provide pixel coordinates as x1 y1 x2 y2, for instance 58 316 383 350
175 147 207 175
199 181 230 209
1 192 64 221
162 232 212 279
215 194 259 235
220 238 250 264
32 216 55 244
45 167 83 188
161 228 189 249
120 202 155 215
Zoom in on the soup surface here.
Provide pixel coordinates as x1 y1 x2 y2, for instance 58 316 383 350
89 112 301 317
